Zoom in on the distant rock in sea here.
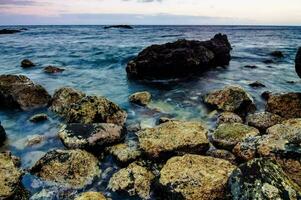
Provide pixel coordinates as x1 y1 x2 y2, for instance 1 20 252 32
104 25 133 29
295 47 301 78
126 33 232 80
0 29 21 35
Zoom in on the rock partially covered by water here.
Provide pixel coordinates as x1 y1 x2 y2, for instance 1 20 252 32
212 123 259 151
137 121 209 158
75 192 107 200
0 29 21 34
129 91 151 106
228 158 301 200
246 112 283 132
29 113 49 123
0 152 25 199
50 87 86 115
21 59 35 68
159 154 235 200
204 85 256 116
0 75 51 110
108 162 155 199
66 96 127 126
270 50 284 58
217 112 243 125
126 33 231 79
295 47 301 78
58 123 124 150
266 92 301 118
44 66 65 74
106 142 141 163
30 149 100 189
0 122 6 145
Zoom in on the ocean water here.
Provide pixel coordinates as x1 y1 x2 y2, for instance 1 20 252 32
0 25 301 199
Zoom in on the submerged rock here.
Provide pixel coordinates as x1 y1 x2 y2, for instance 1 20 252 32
129 91 151 106
246 112 283 132
217 112 243 125
44 66 65 74
0 29 21 34
126 33 231 79
108 162 155 199
29 113 48 123
0 122 6 145
228 158 301 200
204 85 256 116
58 123 124 150
296 47 301 78
0 75 51 110
21 59 35 68
0 152 25 199
266 92 301 118
75 192 107 200
248 81 266 88
65 96 127 126
270 50 284 58
106 142 141 163
212 123 259 151
30 149 100 188
159 154 235 200
137 121 209 158
50 87 86 115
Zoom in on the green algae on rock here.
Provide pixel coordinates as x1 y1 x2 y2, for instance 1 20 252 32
58 123 124 150
30 149 101 189
159 154 236 200
246 112 283 132
212 123 260 151
137 121 209 158
108 162 155 200
106 142 141 163
228 158 301 200
75 192 107 200
129 91 152 106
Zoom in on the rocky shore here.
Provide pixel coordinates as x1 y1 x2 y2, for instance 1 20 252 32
0 34 301 200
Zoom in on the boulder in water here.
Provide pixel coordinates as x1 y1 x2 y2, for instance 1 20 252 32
0 29 21 34
270 50 284 58
296 47 301 78
44 66 65 74
129 91 152 106
21 59 35 68
29 113 49 123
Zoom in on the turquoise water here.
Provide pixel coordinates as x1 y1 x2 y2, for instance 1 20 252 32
0 25 301 199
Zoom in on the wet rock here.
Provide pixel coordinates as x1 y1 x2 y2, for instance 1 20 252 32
244 65 257 69
270 51 284 58
108 162 155 199
75 192 107 200
44 66 65 74
204 85 256 116
0 152 25 199
137 121 209 158
217 112 243 125
126 33 231 79
159 154 235 200
232 136 260 161
29 113 48 123
249 81 266 88
261 91 272 100
104 25 133 29
129 91 152 106
50 87 85 115
65 96 127 126
246 112 283 132
212 123 259 151
21 59 35 68
266 92 301 118
0 75 51 110
126 122 141 132
206 149 237 165
0 29 21 34
228 158 301 200
296 47 301 78
30 149 100 188
106 142 141 163
158 117 177 124
0 122 6 145
58 123 124 150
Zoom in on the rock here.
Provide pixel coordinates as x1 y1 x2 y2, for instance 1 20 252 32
249 81 266 88
106 142 141 163
75 192 107 200
50 87 85 115
266 92 301 118
244 65 257 69
126 122 141 132
159 154 235 200
261 91 272 100
126 33 231 79
217 112 243 125
0 29 21 34
26 135 45 147
129 91 152 106
206 149 237 165
204 85 256 116
0 122 6 145
65 96 127 126
29 113 48 123
0 75 51 110
58 123 124 150
108 162 155 199
232 135 261 161
21 59 35 68
212 123 259 151
30 149 100 188
246 112 283 132
0 152 25 199
104 25 133 29
158 117 177 124
270 51 284 58
44 66 65 74
137 121 209 158
296 47 301 78
228 158 301 200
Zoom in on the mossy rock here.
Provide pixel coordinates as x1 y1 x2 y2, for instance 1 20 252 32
106 142 141 163
129 91 152 106
75 192 107 200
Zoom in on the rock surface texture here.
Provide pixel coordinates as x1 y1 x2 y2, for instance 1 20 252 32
129 91 152 106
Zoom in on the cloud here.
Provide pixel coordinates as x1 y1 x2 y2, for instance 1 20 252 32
0 0 36 6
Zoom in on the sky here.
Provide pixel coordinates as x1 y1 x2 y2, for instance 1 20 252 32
0 0 301 25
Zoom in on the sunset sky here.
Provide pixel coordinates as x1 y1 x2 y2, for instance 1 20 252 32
0 0 301 25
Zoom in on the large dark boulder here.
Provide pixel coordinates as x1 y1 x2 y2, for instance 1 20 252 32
126 33 231 79
0 75 51 110
296 47 301 78
0 122 6 145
